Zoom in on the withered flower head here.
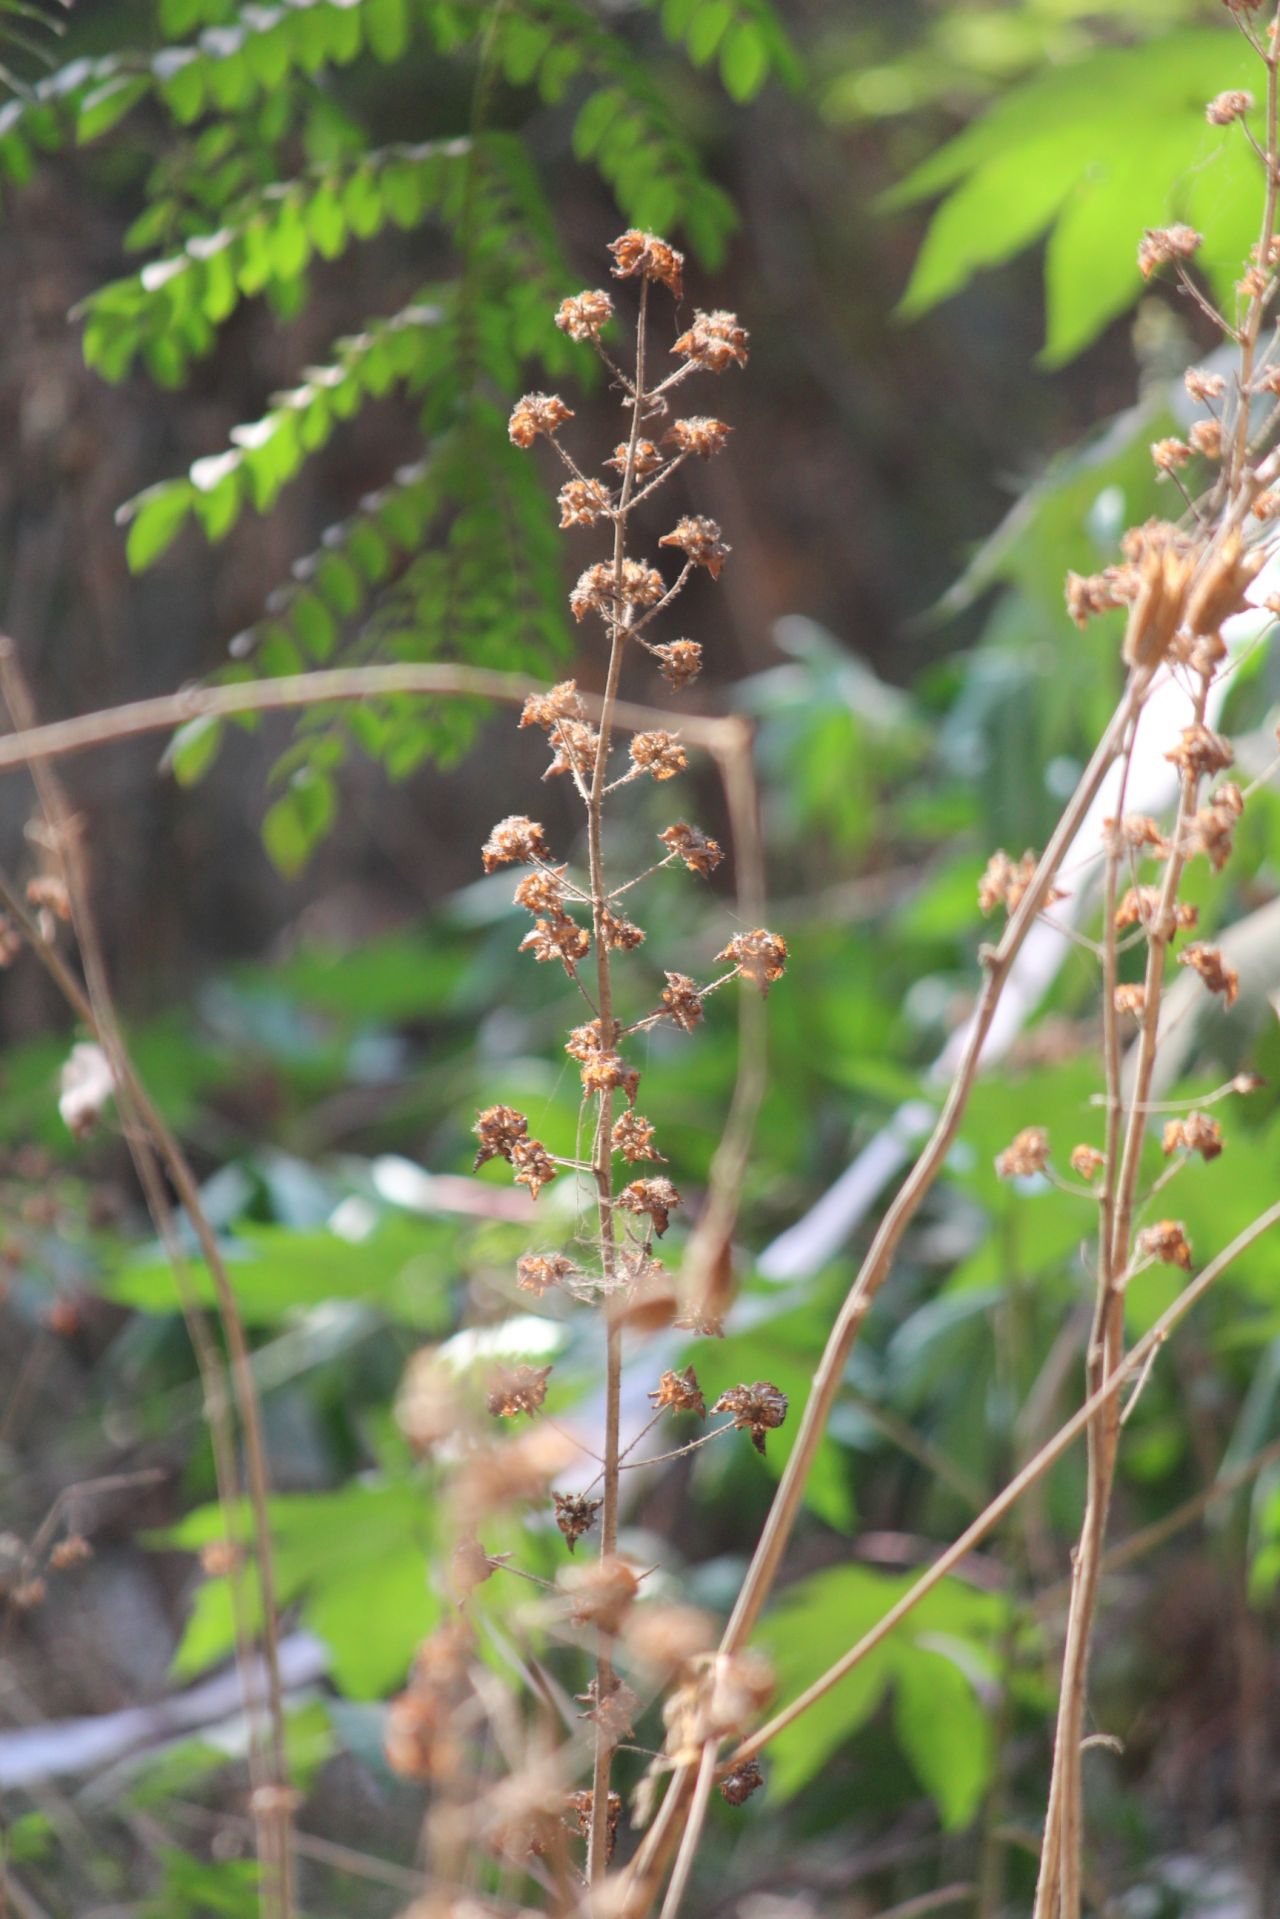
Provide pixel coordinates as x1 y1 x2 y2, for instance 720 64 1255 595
608 228 684 299
553 1490 601 1552
1114 983 1147 1016
665 417 733 459
1121 523 1197 670
1190 419 1223 460
663 1650 773 1763
558 478 612 529
1070 1144 1106 1181
565 1019 604 1061
511 1137 558 1198
520 681 586 732
1137 223 1203 279
648 1364 706 1417
716 927 788 994
629 730 688 780
1114 886 1198 935
514 866 567 917
519 913 590 975
720 1759 765 1806
659 514 731 578
995 1126 1049 1180
1178 942 1240 1005
516 1251 582 1297
474 1103 529 1167
612 1110 664 1162
1185 531 1263 639
577 1677 640 1743
672 308 750 372
660 820 724 877
1152 437 1192 473
1065 567 1137 627
49 1534 92 1572
1105 812 1169 856
1136 1219 1193 1270
453 1424 575 1514
555 288 613 340
581 1050 640 1104
508 392 574 448
1186 366 1227 401
544 717 601 780
714 1381 789 1454
1207 88 1253 123
482 815 550 873
570 558 666 622
601 908 645 950
565 1788 622 1860
449 1536 493 1599
652 637 703 689
560 1554 641 1632
1162 1111 1224 1161
486 1363 552 1419
395 1347 462 1454
618 1175 681 1236
1187 796 1238 872
606 438 663 477
977 849 1065 917
661 970 704 1030
622 1601 717 1675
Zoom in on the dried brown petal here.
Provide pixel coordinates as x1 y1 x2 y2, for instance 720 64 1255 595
630 730 688 780
652 638 703 689
553 1490 601 1552
648 1365 706 1417
511 1138 558 1199
514 866 567 917
486 1363 552 1419
508 392 574 448
555 288 614 340
482 815 550 873
1165 723 1234 779
1136 1219 1193 1269
1178 942 1240 1004
516 1252 582 1297
720 1759 764 1806
716 927 788 994
659 514 731 578
660 821 723 877
612 1111 664 1162
606 438 663 478
560 1554 641 1632
664 417 733 459
1070 1144 1106 1181
601 908 645 950
618 1176 681 1237
557 478 612 529
608 228 684 298
474 1104 529 1168
519 682 586 732
672 308 749 372
995 1127 1049 1180
519 913 590 975
1162 1111 1224 1161
1137 224 1202 280
1207 88 1253 123
1114 983 1147 1016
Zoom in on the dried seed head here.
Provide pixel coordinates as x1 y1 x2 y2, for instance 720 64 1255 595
1070 1144 1106 1181
482 815 551 873
648 1364 706 1417
560 1554 641 1632
618 1176 681 1236
651 638 703 689
664 1650 773 1763
1137 224 1202 279
977 849 1067 917
672 308 749 372
661 971 704 1030
513 866 567 917
601 908 645 950
1185 531 1263 639
1185 366 1227 402
664 417 733 459
580 1050 640 1104
1189 419 1223 460
553 1490 602 1552
1207 88 1253 123
1152 436 1192 472
606 438 663 477
544 717 601 779
473 1104 529 1168
629 730 688 780
577 1675 641 1741
508 392 574 448
720 1759 765 1806
608 228 684 299
520 682 587 732
1115 885 1199 935
450 1536 493 1599
713 1381 789 1454
996 1127 1049 1179
555 288 614 340
612 1111 665 1162
1178 942 1240 1004
1065 567 1138 626
1162 1111 1224 1160
486 1363 553 1419
516 1251 582 1297
1136 1219 1193 1269
1104 812 1169 857
609 1253 678 1333
570 559 665 622
1166 723 1234 779
1121 522 1196 670
1252 489 1280 519
557 478 612 529
49 1534 92 1572
1114 983 1147 1016
660 821 724 877
659 514 731 577
510 1138 558 1198
519 913 590 975
453 1424 576 1515
200 1539 244 1579
1187 797 1238 871
565 1020 605 1061
716 927 788 994
565 1788 622 1860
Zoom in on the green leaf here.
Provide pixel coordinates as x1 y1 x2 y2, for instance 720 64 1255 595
121 481 193 571
365 0 410 63
77 73 151 144
719 21 767 102
168 715 224 787
262 768 336 876
893 1642 995 1830
687 0 733 66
